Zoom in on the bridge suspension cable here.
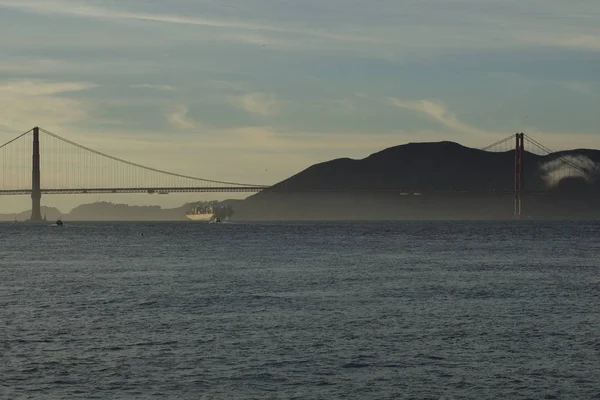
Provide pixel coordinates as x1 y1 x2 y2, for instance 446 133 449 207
0 128 33 192
480 134 516 151
39 128 265 190
0 128 33 150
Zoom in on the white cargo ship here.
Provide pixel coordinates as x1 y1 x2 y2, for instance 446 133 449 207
185 205 214 221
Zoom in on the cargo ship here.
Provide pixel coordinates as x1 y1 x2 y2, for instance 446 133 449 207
185 205 214 221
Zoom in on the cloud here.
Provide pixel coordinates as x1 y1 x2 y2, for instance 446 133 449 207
130 84 177 92
1 0 598 59
0 79 97 132
223 33 284 47
228 92 281 116
554 35 600 51
390 98 495 138
388 98 600 150
328 92 370 112
0 80 97 96
166 105 196 130
521 34 600 52
0 58 68 75
204 80 247 92
558 82 595 96
539 155 600 187
0 0 374 44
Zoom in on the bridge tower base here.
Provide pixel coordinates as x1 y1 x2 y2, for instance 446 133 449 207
31 126 42 221
513 133 524 218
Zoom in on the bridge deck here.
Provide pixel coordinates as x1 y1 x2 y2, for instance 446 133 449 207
0 188 548 195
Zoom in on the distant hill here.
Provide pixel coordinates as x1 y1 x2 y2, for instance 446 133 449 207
1 200 240 222
232 141 600 220
0 206 62 222
258 141 600 192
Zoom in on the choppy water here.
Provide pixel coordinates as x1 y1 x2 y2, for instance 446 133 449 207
1 221 598 399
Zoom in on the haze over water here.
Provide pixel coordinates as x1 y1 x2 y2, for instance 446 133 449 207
1 221 598 399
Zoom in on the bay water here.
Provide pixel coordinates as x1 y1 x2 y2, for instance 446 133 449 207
1 221 598 399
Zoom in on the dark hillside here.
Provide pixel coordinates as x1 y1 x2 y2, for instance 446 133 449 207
234 141 600 220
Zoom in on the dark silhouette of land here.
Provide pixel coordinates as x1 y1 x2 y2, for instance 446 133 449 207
2 141 599 221
0 203 178 222
233 141 600 220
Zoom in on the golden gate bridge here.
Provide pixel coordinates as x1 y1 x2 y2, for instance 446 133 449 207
0 127 592 221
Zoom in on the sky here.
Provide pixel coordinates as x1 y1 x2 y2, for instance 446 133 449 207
0 0 599 213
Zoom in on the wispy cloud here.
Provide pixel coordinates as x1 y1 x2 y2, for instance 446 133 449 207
2 0 598 59
520 33 600 52
0 58 69 75
166 105 197 130
558 82 595 96
228 92 281 116
388 98 600 149
130 84 177 92
223 33 284 47
0 79 98 96
0 80 97 132
204 80 247 92
554 35 600 51
328 92 370 112
390 98 495 138
0 0 374 43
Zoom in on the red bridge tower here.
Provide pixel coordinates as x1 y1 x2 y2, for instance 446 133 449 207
514 133 524 217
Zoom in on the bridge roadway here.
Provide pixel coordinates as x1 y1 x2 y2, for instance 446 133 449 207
0 187 267 195
0 187 547 196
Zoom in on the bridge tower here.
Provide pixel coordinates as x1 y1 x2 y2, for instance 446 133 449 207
514 132 524 217
31 126 42 221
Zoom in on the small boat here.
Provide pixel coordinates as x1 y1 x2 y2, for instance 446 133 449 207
209 217 222 224
55 218 63 226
